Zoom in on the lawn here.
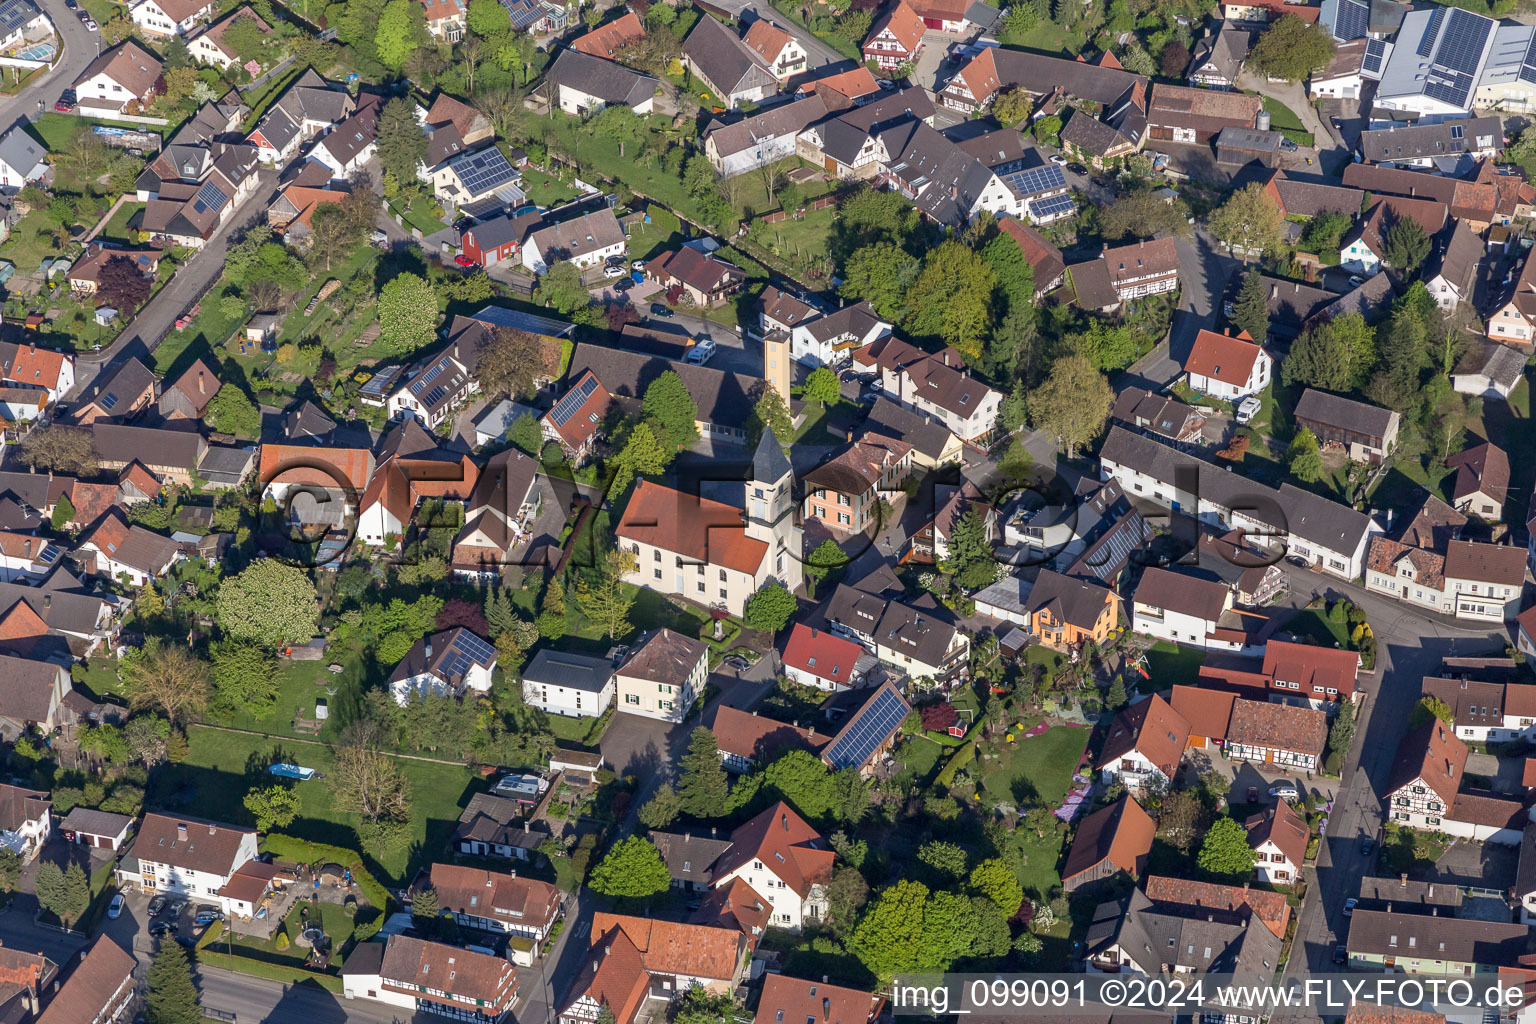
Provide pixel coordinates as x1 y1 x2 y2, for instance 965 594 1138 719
893 734 944 787
1259 96 1314 147
98 201 144 245
205 656 363 741
1282 605 1351 649
792 396 859 443
519 165 579 209
530 113 708 227
624 206 683 262
240 65 307 132
150 279 248 376
387 196 449 237
995 22 1088 57
747 206 836 283
978 719 1091 808
223 898 363 970
31 113 174 151
546 711 610 746
150 726 479 886
1143 640 1206 692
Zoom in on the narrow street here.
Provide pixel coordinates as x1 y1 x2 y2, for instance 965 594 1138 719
0 0 100 129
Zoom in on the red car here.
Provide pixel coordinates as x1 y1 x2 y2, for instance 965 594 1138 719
453 254 475 268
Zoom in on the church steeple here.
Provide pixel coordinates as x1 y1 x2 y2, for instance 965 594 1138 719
744 427 802 593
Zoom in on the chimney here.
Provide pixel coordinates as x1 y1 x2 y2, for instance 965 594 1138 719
426 640 434 659
1387 902 1392 913
42 595 49 610
711 827 717 837
1400 873 1408 885
177 823 188 842
198 372 206 396
1242 882 1249 891
1428 884 1434 897
522 821 528 833
808 726 815 738
752 709 758 717
822 976 829 984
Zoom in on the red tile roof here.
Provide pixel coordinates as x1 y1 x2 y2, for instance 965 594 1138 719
716 801 834 899
1143 875 1291 939
589 913 744 981
743 19 794 63
1169 684 1235 742
1262 639 1358 695
710 705 830 762
1227 697 1327 758
571 11 646 57
617 479 769 576
259 443 372 493
753 973 883 1024
1062 794 1155 885
781 623 865 686
863 0 924 54
1097 693 1189 778
566 927 648 1024
1244 797 1309 868
1185 328 1266 387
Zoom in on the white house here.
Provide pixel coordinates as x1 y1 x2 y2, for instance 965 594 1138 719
0 533 61 583
0 785 49 863
520 209 627 275
1364 537 1525 622
77 512 181 588
781 623 866 692
344 935 518 1022
1421 676 1536 746
1245 801 1307 886
425 863 562 948
742 19 806 82
308 106 378 178
129 0 216 36
788 301 892 368
1183 328 1271 401
708 802 833 931
0 342 75 406
614 629 709 723
521 649 614 719
71 42 164 116
119 813 264 916
540 47 658 117
0 128 46 190
1341 197 1448 277
386 628 496 706
1131 567 1254 653
1387 717 1530 844
851 335 1003 443
1096 694 1189 794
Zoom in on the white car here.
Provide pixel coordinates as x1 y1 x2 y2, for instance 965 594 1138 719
1347 275 1365 287
1049 154 1067 166
603 264 626 278
631 259 646 270
107 893 124 919
1269 784 1300 801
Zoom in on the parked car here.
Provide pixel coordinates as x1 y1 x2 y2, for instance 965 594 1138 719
1330 116 1344 130
1334 944 1347 964
1278 138 1298 152
602 264 625 278
649 303 673 318
150 922 177 939
1286 555 1309 568
1343 897 1357 917
453 254 475 268
1362 837 1375 856
369 229 389 247
194 905 222 925
1067 163 1087 175
1049 154 1067 165
1347 275 1365 287
107 894 124 919
1246 786 1259 803
82 16 97 29
54 89 75 113
1269 784 1300 801
148 895 167 916
64 0 77 8
631 259 647 270
614 278 632 292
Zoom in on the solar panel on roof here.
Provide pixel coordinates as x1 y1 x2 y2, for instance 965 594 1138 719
100 392 119 410
470 306 576 338
451 630 496 665
422 385 448 408
1437 9 1490 75
549 374 600 428
1362 38 1386 74
825 687 907 770
196 181 228 211
1031 194 1075 220
1519 30 1536 86
1334 0 1368 41
1003 164 1067 197
456 149 518 197
1418 6 1446 57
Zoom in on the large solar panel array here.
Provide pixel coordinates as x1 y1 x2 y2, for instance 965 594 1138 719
1334 0 1368 41
470 305 577 339
193 181 227 215
1420 9 1491 109
1004 164 1068 198
455 148 518 198
1031 194 1076 221
442 629 496 677
550 373 600 428
1520 32 1536 84
825 687 908 771
1418 6 1446 57
1362 38 1387 75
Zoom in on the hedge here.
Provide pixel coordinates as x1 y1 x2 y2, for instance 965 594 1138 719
260 834 393 939
196 920 225 949
193 950 344 993
935 741 975 789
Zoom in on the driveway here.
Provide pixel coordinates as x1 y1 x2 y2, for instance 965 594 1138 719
1233 69 1347 175
1125 227 1240 392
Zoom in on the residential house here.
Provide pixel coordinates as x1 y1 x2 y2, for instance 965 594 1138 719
267 176 350 242
1061 795 1156 891
1386 717 1529 843
36 935 135 1024
752 975 882 1024
541 48 658 116
861 0 923 69
787 300 891 369
1068 238 1180 313
1446 442 1509 519
522 208 627 275
1308 36 1389 99
245 70 355 166
645 247 745 308
1341 159 1527 234
648 830 732 891
0 784 48 861
1225 698 1328 773
431 146 521 215
1425 220 1484 312
259 443 374 528
454 794 552 861
1131 567 1257 653
873 118 1033 227
851 336 1002 443
709 801 833 930
0 0 48 57
864 397 963 469
0 127 45 189
803 435 912 535
129 0 216 36
565 343 763 445
1357 117 1502 168
796 66 881 105
77 511 180 587
1142 876 1291 940
187 7 272 68
1421 675 1536 745
459 210 539 268
1365 537 1525 621
345 935 517 1023
684 16 778 110
1187 26 1251 89
570 12 645 58
705 94 829 178
1341 197 1449 276
541 369 611 463
1084 887 1283 996
1346 910 1530 973
1022 569 1121 651
907 480 995 564
1245 800 1309 885
58 807 134 852
1184 328 1271 401
781 623 867 692
1453 341 1526 400
616 448 802 617
614 629 709 723
0 532 62 588
357 418 480 545
0 660 71 738
387 627 497 706
309 98 381 178
1222 0 1321 21
1488 244 1536 344
1096 694 1189 793
1198 639 1361 711
1111 386 1206 445
70 42 163 116
420 0 467 40
557 915 747 1024
742 20 805 82
118 813 265 917
425 863 561 945
1293 388 1401 464
820 681 911 774
157 359 219 420
521 649 614 719
1147 84 1263 144
0 341 74 408
710 705 830 773
999 217 1067 296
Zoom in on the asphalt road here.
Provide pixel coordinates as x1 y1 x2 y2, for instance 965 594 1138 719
196 961 411 1024
0 0 101 128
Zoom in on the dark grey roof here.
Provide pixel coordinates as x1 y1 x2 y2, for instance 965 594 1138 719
684 15 775 99
1088 888 1283 980
1454 341 1526 391
1312 271 1394 325
963 1 1000 31
1359 117 1503 164
522 649 612 693
648 831 731 886
0 579 108 637
822 582 890 637
1294 388 1399 439
837 87 935 132
1216 127 1282 154
1278 482 1376 552
863 397 955 461
283 400 336 440
566 343 762 432
1356 873 1464 911
751 427 790 484
875 599 960 668
1346 908 1529 965
91 424 205 471
705 95 829 159
197 445 255 485
0 126 44 181
58 807 133 839
876 118 998 227
85 357 155 414
1024 569 1115 630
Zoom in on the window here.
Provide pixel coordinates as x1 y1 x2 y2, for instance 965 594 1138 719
625 694 639 705
719 569 727 581
698 582 705 593
720 588 728 599
653 569 662 580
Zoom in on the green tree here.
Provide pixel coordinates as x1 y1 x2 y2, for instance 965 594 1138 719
744 583 797 633
507 413 544 456
122 640 209 725
803 367 841 404
968 858 1024 916
218 561 318 647
1413 695 1454 727
587 836 671 899
1105 675 1128 710
612 421 672 490
848 880 977 978
678 727 729 819
1032 115 1062 147
593 104 644 157
466 0 509 34
573 549 638 641
378 273 439 356
1209 182 1285 259
411 885 439 925
534 261 590 315
992 87 1032 125
211 643 280 718
1099 189 1191 241
1287 427 1325 483
145 940 202 1024
537 578 567 639
764 749 836 819
945 506 997 589
1283 313 1376 391
243 784 301 831
1299 210 1351 255
638 782 682 829
1384 216 1431 272
804 538 849 597
905 241 995 362
1232 271 1270 345
751 391 794 454
980 230 1035 311
840 242 919 321
204 384 260 439
32 863 62 919
916 840 968 880
50 491 74 531
375 97 428 187
642 370 699 449
0 850 19 893
1247 14 1335 82
1326 697 1356 773
1118 42 1156 77
1197 817 1256 880
1029 354 1114 458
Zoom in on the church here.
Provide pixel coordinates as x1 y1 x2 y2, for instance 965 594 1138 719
615 428 803 616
